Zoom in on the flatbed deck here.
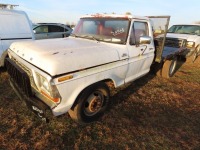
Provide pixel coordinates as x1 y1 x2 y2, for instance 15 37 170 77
162 46 187 60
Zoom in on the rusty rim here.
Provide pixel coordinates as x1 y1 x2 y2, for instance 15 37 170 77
84 91 104 116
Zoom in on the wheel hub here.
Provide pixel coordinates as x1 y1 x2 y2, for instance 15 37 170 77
89 96 102 112
84 92 104 116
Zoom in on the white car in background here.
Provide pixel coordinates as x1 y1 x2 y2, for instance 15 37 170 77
166 24 200 61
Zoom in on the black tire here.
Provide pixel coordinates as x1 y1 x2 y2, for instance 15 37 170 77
192 52 198 63
68 82 110 124
161 57 177 78
192 46 200 63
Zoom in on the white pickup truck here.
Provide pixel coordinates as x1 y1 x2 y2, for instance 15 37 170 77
5 14 186 123
165 24 200 62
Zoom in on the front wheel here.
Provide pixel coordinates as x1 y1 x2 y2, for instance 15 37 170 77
68 82 110 124
192 46 200 63
193 52 198 63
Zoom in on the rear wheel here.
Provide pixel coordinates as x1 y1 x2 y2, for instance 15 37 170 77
161 57 177 78
68 82 110 124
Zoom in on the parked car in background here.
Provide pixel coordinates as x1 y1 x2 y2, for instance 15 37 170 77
165 24 200 62
33 23 73 40
0 4 34 67
32 23 38 29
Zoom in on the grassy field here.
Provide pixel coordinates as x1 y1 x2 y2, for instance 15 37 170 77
0 57 200 150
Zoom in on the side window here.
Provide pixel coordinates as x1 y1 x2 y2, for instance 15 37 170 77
34 25 48 33
49 25 67 32
130 21 149 45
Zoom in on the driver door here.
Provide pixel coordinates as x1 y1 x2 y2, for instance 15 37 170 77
125 20 155 83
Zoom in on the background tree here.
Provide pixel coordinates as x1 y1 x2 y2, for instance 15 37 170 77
125 12 132 15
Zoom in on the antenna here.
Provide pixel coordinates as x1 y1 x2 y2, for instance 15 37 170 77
0 3 19 10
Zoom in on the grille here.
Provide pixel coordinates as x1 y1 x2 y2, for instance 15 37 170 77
10 57 38 90
165 38 185 48
6 58 32 97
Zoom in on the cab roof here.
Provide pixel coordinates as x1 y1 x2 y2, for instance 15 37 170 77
81 13 149 20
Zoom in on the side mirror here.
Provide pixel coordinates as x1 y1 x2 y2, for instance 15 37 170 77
139 36 152 44
33 30 36 34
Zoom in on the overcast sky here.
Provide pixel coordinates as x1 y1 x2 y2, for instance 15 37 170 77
1 0 200 26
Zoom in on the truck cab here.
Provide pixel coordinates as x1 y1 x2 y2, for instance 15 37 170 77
72 14 155 82
6 14 170 123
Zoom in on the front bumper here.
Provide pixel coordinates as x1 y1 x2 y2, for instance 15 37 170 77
9 78 51 122
5 58 52 122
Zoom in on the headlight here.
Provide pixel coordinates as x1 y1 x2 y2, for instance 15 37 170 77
36 73 61 103
186 41 195 48
36 74 50 93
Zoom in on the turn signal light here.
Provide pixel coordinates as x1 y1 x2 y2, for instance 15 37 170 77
41 90 60 103
58 75 73 82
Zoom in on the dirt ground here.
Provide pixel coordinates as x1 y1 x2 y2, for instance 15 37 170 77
0 57 200 150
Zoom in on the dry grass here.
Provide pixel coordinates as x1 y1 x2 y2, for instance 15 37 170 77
0 57 200 150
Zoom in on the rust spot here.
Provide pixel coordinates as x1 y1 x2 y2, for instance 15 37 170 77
52 52 59 55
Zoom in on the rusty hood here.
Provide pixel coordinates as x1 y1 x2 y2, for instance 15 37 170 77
9 37 120 76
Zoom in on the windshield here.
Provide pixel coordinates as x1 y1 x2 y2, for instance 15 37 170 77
168 25 200 35
72 18 130 44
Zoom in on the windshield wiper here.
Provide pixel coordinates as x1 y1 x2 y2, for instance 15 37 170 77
82 35 99 42
71 34 100 42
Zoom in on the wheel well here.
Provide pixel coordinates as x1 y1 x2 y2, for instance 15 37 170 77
195 44 200 51
70 79 115 110
0 52 8 67
103 79 115 90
